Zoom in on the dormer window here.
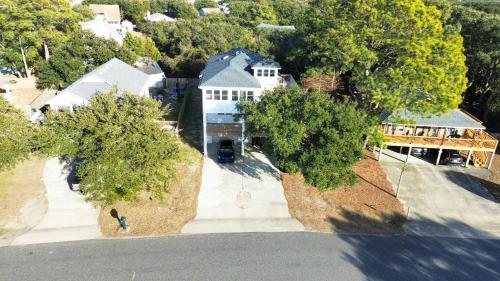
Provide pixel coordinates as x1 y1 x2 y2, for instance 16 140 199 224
264 69 269 77
270 70 275 77
257 69 262 76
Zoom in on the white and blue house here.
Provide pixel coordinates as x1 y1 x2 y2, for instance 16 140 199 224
198 48 287 156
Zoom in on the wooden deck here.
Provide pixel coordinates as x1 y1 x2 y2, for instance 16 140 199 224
383 131 498 152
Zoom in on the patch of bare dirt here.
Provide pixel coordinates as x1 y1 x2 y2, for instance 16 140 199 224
0 157 47 246
99 143 203 237
483 148 500 200
283 151 406 234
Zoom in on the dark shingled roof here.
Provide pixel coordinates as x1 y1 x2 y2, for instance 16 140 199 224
199 48 281 88
381 109 485 129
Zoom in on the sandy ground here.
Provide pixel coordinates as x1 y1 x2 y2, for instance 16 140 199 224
0 158 47 246
99 143 203 237
5 76 54 118
282 151 406 234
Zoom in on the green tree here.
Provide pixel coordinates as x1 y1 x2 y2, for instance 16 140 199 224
195 0 217 10
296 0 468 115
451 4 500 131
0 0 86 74
36 31 137 89
268 0 307 26
141 18 256 76
0 97 33 171
238 87 376 190
40 91 179 204
226 0 278 27
124 33 161 61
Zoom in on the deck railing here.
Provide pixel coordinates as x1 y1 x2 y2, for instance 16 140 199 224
382 129 498 152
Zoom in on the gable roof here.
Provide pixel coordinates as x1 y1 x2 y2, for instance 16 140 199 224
146 13 176 22
199 48 280 88
89 4 121 23
381 109 485 129
81 18 124 45
50 58 150 105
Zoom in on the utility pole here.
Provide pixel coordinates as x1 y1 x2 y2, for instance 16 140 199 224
19 38 30 78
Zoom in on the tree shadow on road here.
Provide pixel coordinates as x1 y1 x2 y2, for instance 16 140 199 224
330 208 500 281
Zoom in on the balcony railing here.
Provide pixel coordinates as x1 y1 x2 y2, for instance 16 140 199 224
382 129 498 152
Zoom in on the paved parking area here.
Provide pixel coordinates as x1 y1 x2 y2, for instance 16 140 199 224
182 144 304 234
379 148 500 239
11 158 101 245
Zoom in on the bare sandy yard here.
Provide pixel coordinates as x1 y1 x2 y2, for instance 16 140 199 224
98 142 203 237
283 151 406 234
0 157 47 246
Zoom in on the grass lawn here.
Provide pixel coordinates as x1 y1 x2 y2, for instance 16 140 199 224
282 151 406 234
179 85 203 151
98 141 203 237
0 157 47 246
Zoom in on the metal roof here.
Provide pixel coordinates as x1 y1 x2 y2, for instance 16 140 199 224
57 58 150 100
381 109 485 129
199 48 280 88
81 18 124 45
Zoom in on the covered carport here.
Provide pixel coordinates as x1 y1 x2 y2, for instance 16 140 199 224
203 113 245 156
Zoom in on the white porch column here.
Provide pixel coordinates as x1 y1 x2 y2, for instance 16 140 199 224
241 120 245 156
202 90 208 156
488 151 495 170
378 146 383 161
436 147 443 165
465 149 473 168
406 145 412 162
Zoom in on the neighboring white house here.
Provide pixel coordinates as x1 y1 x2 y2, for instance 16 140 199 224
43 58 164 112
81 16 126 45
88 4 121 27
135 60 166 88
199 48 285 156
144 11 176 23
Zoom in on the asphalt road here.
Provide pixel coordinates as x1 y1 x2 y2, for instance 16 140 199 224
1 232 500 281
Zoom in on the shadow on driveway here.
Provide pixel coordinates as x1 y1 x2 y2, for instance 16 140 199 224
444 170 498 203
209 145 281 181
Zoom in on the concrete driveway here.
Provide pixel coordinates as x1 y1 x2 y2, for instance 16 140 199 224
379 149 500 239
182 145 304 233
12 158 101 245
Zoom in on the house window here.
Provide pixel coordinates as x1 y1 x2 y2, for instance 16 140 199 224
206 90 213 100
232 90 238 101
214 90 221 100
270 69 275 77
222 90 228 100
247 91 254 101
264 69 269 77
240 91 246 101
257 69 262 77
